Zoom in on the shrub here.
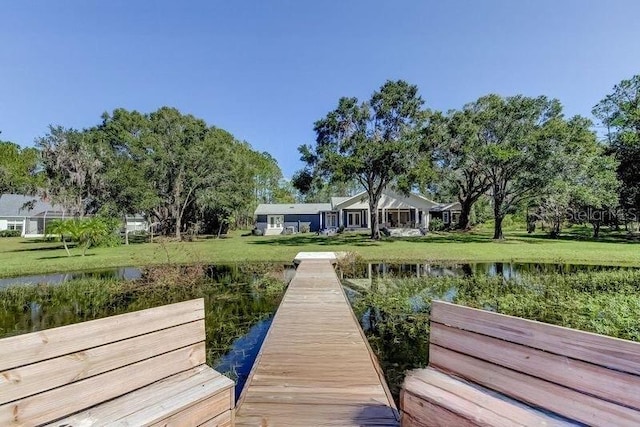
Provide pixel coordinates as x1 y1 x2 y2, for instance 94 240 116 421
502 215 514 228
0 230 21 238
300 224 310 233
429 218 445 232
336 251 365 277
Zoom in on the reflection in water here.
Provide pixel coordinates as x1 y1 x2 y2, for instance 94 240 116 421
0 267 142 288
214 317 273 400
0 263 298 288
342 262 630 281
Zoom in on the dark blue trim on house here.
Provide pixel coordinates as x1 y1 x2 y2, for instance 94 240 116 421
256 213 322 233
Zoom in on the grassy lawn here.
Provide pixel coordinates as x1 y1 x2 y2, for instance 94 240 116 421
1 226 639 278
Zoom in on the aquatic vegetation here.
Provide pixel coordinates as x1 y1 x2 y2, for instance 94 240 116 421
349 268 640 398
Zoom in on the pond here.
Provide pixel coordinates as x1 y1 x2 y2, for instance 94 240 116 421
0 260 619 288
2 261 638 402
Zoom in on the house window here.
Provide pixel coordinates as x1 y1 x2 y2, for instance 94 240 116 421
347 212 361 227
267 215 284 229
443 211 450 224
326 213 337 228
7 220 23 232
451 212 460 225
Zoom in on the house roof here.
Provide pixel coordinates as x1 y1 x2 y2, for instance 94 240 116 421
430 202 462 212
331 191 369 209
332 190 442 210
0 194 65 217
254 191 461 216
255 203 332 215
330 196 352 206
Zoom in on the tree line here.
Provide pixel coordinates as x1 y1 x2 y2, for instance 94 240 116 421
0 107 294 239
2 75 638 241
294 76 639 239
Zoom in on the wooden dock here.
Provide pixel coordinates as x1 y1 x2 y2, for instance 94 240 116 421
235 258 399 426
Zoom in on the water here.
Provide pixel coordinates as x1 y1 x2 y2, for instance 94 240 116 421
0 267 142 288
341 261 630 281
214 317 273 400
0 263 297 288
0 261 620 288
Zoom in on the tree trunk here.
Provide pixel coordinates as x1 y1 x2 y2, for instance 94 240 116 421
493 198 504 239
493 215 504 239
123 214 129 245
550 220 560 238
457 199 473 230
175 214 182 240
369 198 380 239
592 221 601 238
62 236 71 257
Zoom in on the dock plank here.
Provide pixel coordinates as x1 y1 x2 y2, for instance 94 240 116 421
235 259 398 426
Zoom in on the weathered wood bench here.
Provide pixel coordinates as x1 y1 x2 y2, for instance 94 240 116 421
0 298 235 426
401 300 640 426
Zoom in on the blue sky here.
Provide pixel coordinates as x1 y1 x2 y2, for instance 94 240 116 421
2 1 639 178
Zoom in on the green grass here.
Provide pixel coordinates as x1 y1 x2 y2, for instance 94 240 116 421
1 225 639 278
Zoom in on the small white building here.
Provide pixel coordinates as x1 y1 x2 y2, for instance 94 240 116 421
0 194 150 238
123 214 149 233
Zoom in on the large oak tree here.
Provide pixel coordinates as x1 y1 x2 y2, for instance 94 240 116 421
296 80 431 239
432 110 491 230
469 94 563 239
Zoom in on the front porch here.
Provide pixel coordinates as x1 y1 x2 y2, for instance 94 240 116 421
321 205 431 233
378 208 428 229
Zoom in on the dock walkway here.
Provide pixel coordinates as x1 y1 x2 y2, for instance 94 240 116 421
235 258 399 426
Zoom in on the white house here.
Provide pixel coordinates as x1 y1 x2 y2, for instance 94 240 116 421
254 190 461 235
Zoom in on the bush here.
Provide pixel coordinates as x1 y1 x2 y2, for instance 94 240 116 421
336 251 365 277
429 218 445 232
252 228 264 236
501 215 514 228
300 224 310 233
92 217 122 247
470 197 492 225
0 230 21 237
127 230 149 243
